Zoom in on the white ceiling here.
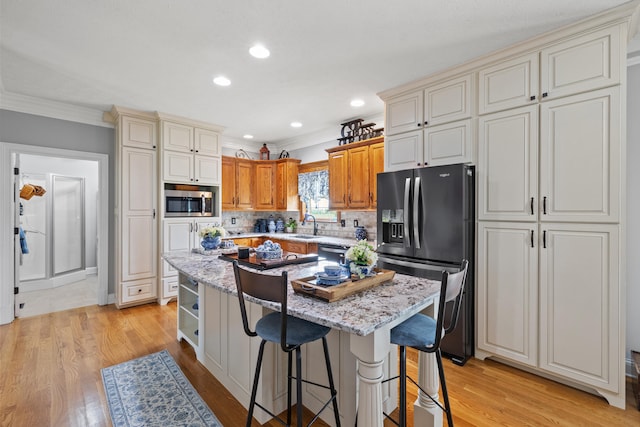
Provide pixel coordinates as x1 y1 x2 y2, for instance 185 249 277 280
0 0 636 148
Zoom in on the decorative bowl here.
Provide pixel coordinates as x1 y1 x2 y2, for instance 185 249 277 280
255 248 283 260
324 265 343 277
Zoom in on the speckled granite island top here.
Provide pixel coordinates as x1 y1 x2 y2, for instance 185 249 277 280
163 251 440 336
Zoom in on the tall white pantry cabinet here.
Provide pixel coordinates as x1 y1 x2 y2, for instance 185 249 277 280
378 4 636 408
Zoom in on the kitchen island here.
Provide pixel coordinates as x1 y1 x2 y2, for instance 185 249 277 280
163 250 443 427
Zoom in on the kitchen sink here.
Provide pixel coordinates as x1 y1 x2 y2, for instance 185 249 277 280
292 234 318 240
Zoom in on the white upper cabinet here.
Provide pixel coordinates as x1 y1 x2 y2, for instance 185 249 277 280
424 74 472 126
478 105 538 221
121 116 157 149
194 128 221 156
385 91 424 136
195 155 221 184
478 53 539 115
163 121 194 153
540 26 620 100
385 130 424 171
424 119 473 166
539 87 620 223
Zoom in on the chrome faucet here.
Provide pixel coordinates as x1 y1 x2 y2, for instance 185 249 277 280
302 213 318 236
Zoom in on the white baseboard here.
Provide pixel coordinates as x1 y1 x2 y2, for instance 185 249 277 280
21 270 88 292
86 266 98 275
107 293 116 305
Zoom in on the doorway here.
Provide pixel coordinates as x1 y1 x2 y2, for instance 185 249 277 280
0 143 108 324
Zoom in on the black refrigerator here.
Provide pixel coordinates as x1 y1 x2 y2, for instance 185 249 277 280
376 163 474 365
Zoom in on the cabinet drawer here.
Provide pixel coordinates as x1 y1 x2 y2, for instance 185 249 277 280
283 241 307 254
163 277 179 298
122 279 156 303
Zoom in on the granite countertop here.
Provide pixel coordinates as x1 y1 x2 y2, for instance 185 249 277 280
163 251 440 337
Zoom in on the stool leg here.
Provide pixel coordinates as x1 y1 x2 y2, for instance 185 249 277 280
287 350 293 426
296 347 303 427
436 349 454 427
399 345 407 427
247 340 267 427
321 336 341 427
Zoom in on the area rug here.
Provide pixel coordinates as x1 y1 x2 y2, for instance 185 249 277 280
101 349 223 427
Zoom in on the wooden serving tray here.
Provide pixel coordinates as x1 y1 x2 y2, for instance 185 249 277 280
291 268 395 302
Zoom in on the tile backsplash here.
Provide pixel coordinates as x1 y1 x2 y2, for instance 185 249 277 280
221 210 377 241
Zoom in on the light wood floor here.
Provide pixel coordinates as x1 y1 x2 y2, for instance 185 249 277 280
0 302 638 427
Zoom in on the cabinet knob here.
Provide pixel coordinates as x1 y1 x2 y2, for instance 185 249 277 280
417 123 422 127
424 121 428 126
530 95 536 101
195 150 199 153
190 178 194 181
195 179 199 182
417 162 421 166
542 92 548 98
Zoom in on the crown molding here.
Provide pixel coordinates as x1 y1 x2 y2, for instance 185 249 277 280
0 90 112 128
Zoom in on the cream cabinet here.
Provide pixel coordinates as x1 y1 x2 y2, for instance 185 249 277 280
538 223 619 392
539 87 620 223
161 120 222 185
161 218 220 303
386 119 472 171
476 222 538 367
478 52 539 115
121 116 157 149
477 105 538 221
540 26 620 100
384 91 424 135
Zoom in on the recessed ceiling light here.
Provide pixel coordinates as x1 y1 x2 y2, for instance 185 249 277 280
213 76 231 86
350 99 365 107
249 44 270 59
243 134 254 139
290 122 302 128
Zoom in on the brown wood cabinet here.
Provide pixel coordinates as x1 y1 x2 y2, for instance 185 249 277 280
326 136 384 210
222 157 254 210
222 156 300 212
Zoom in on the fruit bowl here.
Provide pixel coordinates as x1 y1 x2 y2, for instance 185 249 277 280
255 240 282 260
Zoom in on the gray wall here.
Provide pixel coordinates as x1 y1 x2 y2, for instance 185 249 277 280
0 109 116 294
627 65 640 358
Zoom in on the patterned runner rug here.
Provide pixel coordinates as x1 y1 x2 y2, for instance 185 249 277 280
101 349 223 427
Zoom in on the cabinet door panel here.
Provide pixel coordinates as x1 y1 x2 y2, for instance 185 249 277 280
122 216 156 280
539 223 619 391
122 116 157 149
221 157 237 209
541 26 620 99
385 91 424 135
236 160 254 209
195 155 220 185
329 151 349 209
255 163 276 210
479 53 539 114
123 148 156 215
478 105 538 221
540 88 619 222
369 142 385 207
424 119 472 166
424 74 472 126
194 128 220 156
163 151 193 183
385 130 423 172
347 146 370 209
476 222 538 367
163 220 192 277
163 121 194 153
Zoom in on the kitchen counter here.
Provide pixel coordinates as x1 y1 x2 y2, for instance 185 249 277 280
163 251 443 427
225 232 366 248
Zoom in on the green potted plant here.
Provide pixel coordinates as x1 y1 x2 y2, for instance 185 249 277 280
285 217 297 233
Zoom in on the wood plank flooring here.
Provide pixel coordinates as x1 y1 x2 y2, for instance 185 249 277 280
1 302 638 426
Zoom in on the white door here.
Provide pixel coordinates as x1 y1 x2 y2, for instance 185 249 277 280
194 128 220 156
163 219 192 277
163 121 193 153
121 147 157 282
424 73 472 126
163 151 193 184
194 155 220 185
476 222 539 367
478 105 538 221
539 87 620 223
385 91 424 136
539 223 619 391
424 119 472 166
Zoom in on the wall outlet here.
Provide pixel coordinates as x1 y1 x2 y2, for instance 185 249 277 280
341 219 346 227
353 219 359 227
231 217 236 225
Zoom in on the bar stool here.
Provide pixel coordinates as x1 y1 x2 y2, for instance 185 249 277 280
232 261 341 427
385 260 469 427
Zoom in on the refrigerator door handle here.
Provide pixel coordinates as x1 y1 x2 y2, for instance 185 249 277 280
413 177 421 249
404 178 411 247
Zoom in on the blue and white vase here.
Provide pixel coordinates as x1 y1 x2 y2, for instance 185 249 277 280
355 226 367 241
201 235 221 250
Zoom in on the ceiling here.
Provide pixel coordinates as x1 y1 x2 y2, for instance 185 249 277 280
0 0 636 148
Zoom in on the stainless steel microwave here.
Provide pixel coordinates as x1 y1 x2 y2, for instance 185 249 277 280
165 190 214 217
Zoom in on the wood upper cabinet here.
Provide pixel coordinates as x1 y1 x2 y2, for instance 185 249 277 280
327 136 383 210
328 150 349 209
369 141 385 207
255 162 276 210
276 159 301 211
222 157 254 210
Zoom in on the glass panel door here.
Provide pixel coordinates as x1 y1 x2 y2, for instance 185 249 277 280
52 175 85 276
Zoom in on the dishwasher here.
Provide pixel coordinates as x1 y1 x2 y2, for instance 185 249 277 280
317 243 349 263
